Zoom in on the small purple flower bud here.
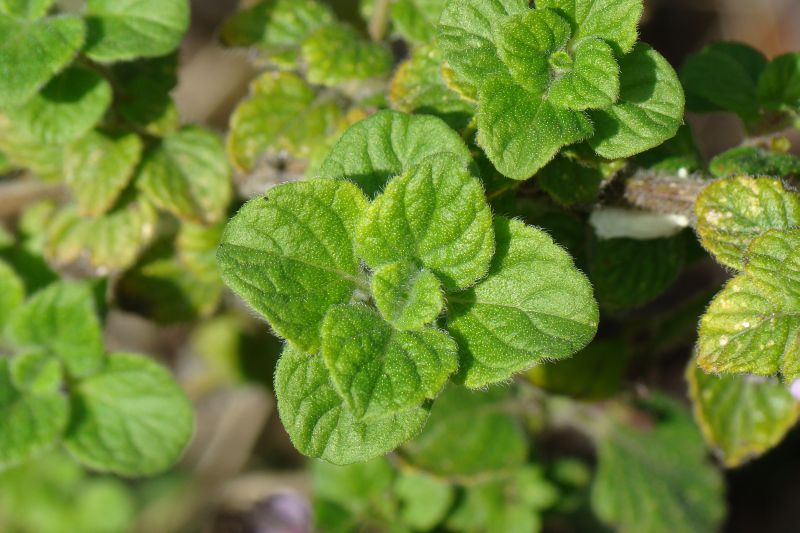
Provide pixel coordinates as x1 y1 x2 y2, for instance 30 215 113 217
790 379 800 401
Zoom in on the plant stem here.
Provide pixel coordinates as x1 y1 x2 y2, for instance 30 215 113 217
0 178 64 218
613 168 710 223
368 0 392 42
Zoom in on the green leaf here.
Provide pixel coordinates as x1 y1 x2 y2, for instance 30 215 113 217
589 43 684 159
401 385 527 479
391 0 447 44
6 282 104 378
438 0 528 84
0 259 24 331
176 220 223 283
477 72 593 180
274 345 430 464
591 397 725 533
0 359 68 470
634 124 702 173
84 0 189 62
372 261 444 330
0 114 63 181
313 457 395 517
697 229 800 380
447 218 598 388
548 38 620 110
537 0 644 54
221 0 333 51
0 14 84 107
695 176 800 270
389 44 476 131
217 179 368 353
709 146 800 178
111 54 179 136
302 24 393 86
136 126 232 224
537 155 603 206
318 110 475 197
9 351 62 394
758 52 800 113
0 0 52 19
356 154 494 290
4 66 111 144
64 353 193 477
395 471 453 531
64 130 142 216
687 359 800 467
321 304 457 419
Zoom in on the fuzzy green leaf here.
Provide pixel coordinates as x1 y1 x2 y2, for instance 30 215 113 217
318 110 475 197
83 0 189 62
217 179 368 353
0 359 68 470
697 229 800 380
447 218 598 388
758 52 800 112
64 130 142 216
356 154 494 289
709 146 800 178
537 0 644 54
0 0 52 19
437 0 528 84
391 0 447 44
589 43 684 159
0 259 24 331
695 176 800 270
4 66 111 145
302 24 392 86
275 346 430 464
687 359 800 467
221 0 333 51
549 38 620 110
64 353 193 477
0 14 84 107
395 471 454 530
9 351 62 394
372 261 444 330
537 155 603 206
6 282 104 378
136 126 231 224
321 304 457 419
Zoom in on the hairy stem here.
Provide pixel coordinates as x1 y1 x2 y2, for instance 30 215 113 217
368 0 392 41
613 168 710 224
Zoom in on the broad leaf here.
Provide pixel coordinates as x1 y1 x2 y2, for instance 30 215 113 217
395 471 453 530
589 43 684 159
9 351 62 393
312 457 395 518
301 25 392 86
356 154 494 289
221 0 333 52
176 221 223 283
687 360 800 467
537 0 644 54
5 66 111 145
391 0 447 44
447 218 598 388
0 14 84 107
217 179 368 353
64 353 193 476
275 346 430 464
318 110 475 197
371 261 444 330
0 259 24 331
709 146 800 178
0 0 52 19
758 52 800 113
537 155 603 206
548 38 620 110
84 0 189 62
136 127 231 224
6 281 104 378
64 130 142 216
321 304 457 419
111 54 180 136
695 176 800 270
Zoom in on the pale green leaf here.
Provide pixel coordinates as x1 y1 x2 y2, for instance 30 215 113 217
84 0 189 62
9 351 62 394
372 261 444 330
758 52 800 112
64 130 142 216
302 24 393 86
589 43 684 159
64 353 193 477
0 113 63 180
395 471 453 531
321 304 457 419
536 0 643 54
391 0 447 44
0 14 84 107
709 146 800 178
695 176 800 270
136 126 232 224
4 66 111 144
548 38 620 110
6 281 104 378
687 359 800 467
312 457 395 515
447 218 598 388
0 259 24 331
275 345 430 464
176 220 223 283
356 154 494 290
0 0 52 19
221 0 333 51
217 179 368 353
318 110 475 197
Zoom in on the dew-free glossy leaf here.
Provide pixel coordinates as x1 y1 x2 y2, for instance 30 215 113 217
372 261 444 330
137 127 231 224
275 346 430 464
0 259 24 331
447 218 598 388
391 0 447 44
318 110 475 197
589 43 684 159
64 131 142 216
687 360 800 467
217 179 368 353
537 0 643 54
84 0 189 62
302 25 392 86
695 176 800 270
356 154 494 289
0 14 84 107
758 52 800 112
6 281 104 378
64 353 193 477
548 38 620 110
